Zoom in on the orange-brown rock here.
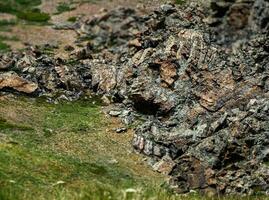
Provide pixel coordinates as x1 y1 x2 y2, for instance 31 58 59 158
160 61 177 87
153 155 176 175
0 72 38 93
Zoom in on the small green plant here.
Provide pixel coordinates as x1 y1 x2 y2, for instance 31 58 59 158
0 41 10 52
174 0 185 4
0 35 19 41
0 118 33 131
0 19 17 26
67 16 77 22
17 10 50 22
0 0 42 14
56 2 75 14
0 0 50 23
0 20 17 32
12 0 41 7
0 22 19 48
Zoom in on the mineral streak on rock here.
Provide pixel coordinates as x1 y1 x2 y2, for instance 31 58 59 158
0 0 268 196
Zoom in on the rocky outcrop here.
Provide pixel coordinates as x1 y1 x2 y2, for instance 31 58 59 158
0 48 91 100
74 1 268 195
0 0 268 196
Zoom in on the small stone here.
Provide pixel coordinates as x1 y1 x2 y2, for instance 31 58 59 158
108 159 118 164
64 45 75 52
58 95 69 101
101 95 111 105
203 17 221 26
143 140 154 155
128 38 142 48
153 145 166 157
108 110 122 117
44 128 53 134
27 67 36 73
52 181 65 186
153 155 175 175
160 4 176 13
0 55 13 70
115 127 127 133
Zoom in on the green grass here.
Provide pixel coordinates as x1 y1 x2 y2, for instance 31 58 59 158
0 0 50 23
0 41 10 52
0 20 17 32
70 0 97 4
0 21 19 53
0 19 17 27
174 0 185 4
0 143 137 200
0 118 33 131
0 35 19 41
56 2 75 14
0 98 162 200
17 10 50 22
67 16 77 22
0 26 13 32
0 0 41 14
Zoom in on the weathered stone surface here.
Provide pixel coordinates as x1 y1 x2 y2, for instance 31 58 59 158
90 63 117 93
108 110 122 117
0 72 38 93
153 155 175 175
160 61 178 87
250 0 269 32
0 54 14 70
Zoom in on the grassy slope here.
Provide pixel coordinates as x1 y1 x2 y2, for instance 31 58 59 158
0 97 267 200
0 97 164 200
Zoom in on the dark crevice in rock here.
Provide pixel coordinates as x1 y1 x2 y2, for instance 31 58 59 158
132 97 160 115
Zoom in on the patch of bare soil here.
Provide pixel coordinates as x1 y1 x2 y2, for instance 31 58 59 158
12 24 76 53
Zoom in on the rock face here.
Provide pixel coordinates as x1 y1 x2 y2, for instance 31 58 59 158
0 0 268 196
